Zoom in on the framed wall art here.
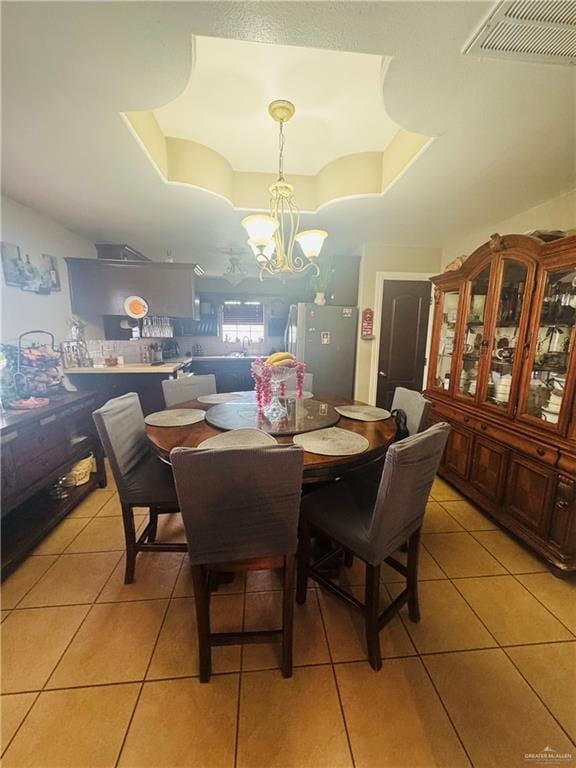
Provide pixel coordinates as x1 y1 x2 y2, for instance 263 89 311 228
1 243 61 294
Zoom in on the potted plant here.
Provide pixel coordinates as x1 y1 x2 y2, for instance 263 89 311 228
309 256 333 306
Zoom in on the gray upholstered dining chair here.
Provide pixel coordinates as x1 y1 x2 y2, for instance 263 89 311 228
162 374 217 408
391 386 431 436
347 386 432 487
296 422 450 671
92 393 186 584
171 445 304 682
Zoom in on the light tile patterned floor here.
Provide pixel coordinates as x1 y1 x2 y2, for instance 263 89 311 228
2 474 575 767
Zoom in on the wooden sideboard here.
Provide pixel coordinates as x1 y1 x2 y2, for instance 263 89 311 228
1 391 106 577
425 233 576 575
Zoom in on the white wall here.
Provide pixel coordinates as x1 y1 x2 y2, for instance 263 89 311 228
1 196 100 344
442 189 576 268
354 244 443 403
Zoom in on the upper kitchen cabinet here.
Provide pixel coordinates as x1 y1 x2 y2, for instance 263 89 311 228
66 259 198 317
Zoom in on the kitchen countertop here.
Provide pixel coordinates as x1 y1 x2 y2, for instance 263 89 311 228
63 362 185 374
188 356 259 361
63 356 263 374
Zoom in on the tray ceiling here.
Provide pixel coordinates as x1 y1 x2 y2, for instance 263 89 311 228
125 36 431 210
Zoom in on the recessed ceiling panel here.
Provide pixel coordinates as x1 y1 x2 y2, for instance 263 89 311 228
152 36 399 176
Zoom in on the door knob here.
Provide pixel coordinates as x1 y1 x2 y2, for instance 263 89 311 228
379 371 387 378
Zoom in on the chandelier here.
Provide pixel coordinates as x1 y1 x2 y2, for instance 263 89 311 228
241 100 328 280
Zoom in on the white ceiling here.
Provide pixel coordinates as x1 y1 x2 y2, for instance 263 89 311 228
154 36 398 175
1 1 574 276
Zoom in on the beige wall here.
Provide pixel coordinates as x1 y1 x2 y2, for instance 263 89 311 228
354 244 442 403
1 196 101 345
442 189 576 268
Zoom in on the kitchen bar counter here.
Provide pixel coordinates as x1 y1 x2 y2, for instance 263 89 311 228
187 355 260 361
63 362 185 375
64 364 184 415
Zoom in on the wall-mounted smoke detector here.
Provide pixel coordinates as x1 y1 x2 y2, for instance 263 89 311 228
463 1 576 66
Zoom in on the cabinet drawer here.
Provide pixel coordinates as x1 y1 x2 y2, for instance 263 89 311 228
16 444 69 488
476 421 558 466
13 418 66 461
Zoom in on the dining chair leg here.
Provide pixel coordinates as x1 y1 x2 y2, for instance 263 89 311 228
148 507 159 543
191 565 212 683
296 518 310 605
121 504 137 584
407 529 421 623
365 562 382 671
282 555 295 678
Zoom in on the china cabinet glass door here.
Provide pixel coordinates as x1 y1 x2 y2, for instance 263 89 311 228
482 259 531 412
519 266 576 430
431 290 459 391
456 266 491 400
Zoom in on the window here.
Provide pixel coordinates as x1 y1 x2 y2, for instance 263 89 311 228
221 301 264 343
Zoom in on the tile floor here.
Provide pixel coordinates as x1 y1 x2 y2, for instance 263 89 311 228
2 472 575 767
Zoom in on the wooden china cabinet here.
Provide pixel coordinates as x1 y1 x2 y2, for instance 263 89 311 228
425 232 576 575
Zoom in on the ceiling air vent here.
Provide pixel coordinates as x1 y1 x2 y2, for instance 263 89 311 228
463 1 576 66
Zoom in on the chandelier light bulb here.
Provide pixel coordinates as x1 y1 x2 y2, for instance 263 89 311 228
241 214 278 247
294 229 328 260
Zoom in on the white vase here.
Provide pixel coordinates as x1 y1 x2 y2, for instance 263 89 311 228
314 292 326 306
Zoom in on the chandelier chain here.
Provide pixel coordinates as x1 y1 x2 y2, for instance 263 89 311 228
278 120 285 181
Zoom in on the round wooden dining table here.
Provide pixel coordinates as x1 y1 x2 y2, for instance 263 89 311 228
145 394 397 484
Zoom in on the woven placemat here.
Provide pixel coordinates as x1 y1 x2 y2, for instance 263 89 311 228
293 427 369 456
145 409 206 427
334 405 391 422
198 429 277 449
197 393 246 404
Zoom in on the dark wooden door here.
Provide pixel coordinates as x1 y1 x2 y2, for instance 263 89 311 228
376 280 431 409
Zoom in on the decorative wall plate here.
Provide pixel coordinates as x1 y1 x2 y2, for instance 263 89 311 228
124 295 149 319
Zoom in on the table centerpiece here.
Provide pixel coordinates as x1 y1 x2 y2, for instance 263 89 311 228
251 352 306 422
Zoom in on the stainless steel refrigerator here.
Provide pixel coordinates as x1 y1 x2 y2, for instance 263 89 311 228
284 303 358 398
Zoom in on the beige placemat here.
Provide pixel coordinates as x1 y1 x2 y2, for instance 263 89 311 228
335 405 391 422
145 409 206 427
197 393 245 404
198 429 277 449
293 427 369 456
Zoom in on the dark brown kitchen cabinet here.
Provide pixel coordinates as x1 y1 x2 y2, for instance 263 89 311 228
425 232 576 574
1 433 18 503
66 259 196 318
189 359 254 393
1 391 107 578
